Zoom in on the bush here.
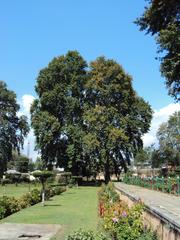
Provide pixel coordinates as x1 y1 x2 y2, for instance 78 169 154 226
72 176 83 186
53 186 66 195
98 182 119 206
66 230 111 240
21 189 41 206
138 230 158 240
0 205 6 219
1 178 12 185
114 204 144 240
0 196 21 218
66 229 95 240
30 189 41 204
46 175 55 183
0 184 66 220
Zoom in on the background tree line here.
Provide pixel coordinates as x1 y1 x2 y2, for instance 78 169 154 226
134 111 180 169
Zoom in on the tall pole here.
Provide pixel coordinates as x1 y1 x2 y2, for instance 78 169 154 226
27 141 30 159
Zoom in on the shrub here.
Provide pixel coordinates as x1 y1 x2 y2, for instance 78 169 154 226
138 230 158 240
66 229 95 240
114 204 144 240
0 196 21 218
0 205 5 219
98 182 119 206
66 230 111 240
46 175 55 183
53 186 66 195
1 178 12 185
30 189 41 204
0 184 66 220
72 176 83 186
61 172 72 185
98 182 119 217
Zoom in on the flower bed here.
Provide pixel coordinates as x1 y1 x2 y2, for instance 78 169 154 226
123 176 180 195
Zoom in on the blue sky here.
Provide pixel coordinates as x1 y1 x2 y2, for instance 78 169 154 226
1 0 179 159
0 0 173 108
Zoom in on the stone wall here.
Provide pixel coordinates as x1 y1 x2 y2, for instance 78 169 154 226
116 189 180 240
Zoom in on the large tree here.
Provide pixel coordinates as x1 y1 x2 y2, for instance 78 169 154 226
136 0 180 100
31 53 152 182
156 111 180 166
83 57 152 182
0 81 29 177
31 51 87 174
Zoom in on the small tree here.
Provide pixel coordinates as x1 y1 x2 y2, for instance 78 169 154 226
33 170 54 206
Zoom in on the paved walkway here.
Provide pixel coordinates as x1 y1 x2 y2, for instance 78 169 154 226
0 223 61 240
115 182 180 230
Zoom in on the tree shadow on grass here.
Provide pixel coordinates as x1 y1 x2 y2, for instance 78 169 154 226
64 192 76 195
44 204 62 207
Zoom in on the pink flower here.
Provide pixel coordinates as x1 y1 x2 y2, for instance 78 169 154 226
122 211 127 217
112 217 119 223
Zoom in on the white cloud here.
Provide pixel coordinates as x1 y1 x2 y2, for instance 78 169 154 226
143 103 180 147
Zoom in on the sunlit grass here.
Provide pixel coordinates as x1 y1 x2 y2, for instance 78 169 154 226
1 186 99 239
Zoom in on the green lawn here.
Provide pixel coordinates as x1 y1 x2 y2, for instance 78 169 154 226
1 186 99 239
0 183 41 198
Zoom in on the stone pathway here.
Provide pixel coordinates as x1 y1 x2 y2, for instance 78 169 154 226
115 182 180 230
0 223 61 240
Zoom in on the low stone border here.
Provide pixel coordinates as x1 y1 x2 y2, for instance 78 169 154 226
115 185 180 240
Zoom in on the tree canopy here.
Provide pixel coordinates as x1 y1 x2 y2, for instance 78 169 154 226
156 111 180 166
83 57 152 182
31 51 87 173
136 0 180 100
31 51 152 183
0 81 29 176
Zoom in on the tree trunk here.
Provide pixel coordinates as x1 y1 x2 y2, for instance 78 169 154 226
42 181 45 206
104 156 110 184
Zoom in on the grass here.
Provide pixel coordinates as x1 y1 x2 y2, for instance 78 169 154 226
0 183 41 198
1 186 99 239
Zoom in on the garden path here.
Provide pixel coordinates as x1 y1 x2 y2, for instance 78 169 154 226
115 182 180 230
0 223 61 240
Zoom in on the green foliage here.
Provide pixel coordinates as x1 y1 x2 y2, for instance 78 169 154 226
136 0 180 100
153 111 180 167
58 172 72 185
0 196 21 218
31 51 152 183
66 230 111 240
31 51 87 174
66 229 95 240
34 157 44 170
21 189 41 206
114 204 144 240
137 230 158 240
98 183 147 240
83 57 152 183
157 111 180 151
134 148 151 167
1 179 12 185
72 176 83 185
12 152 30 173
98 182 119 207
53 186 66 195
123 176 180 195
33 170 54 182
0 185 66 220
0 81 29 177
